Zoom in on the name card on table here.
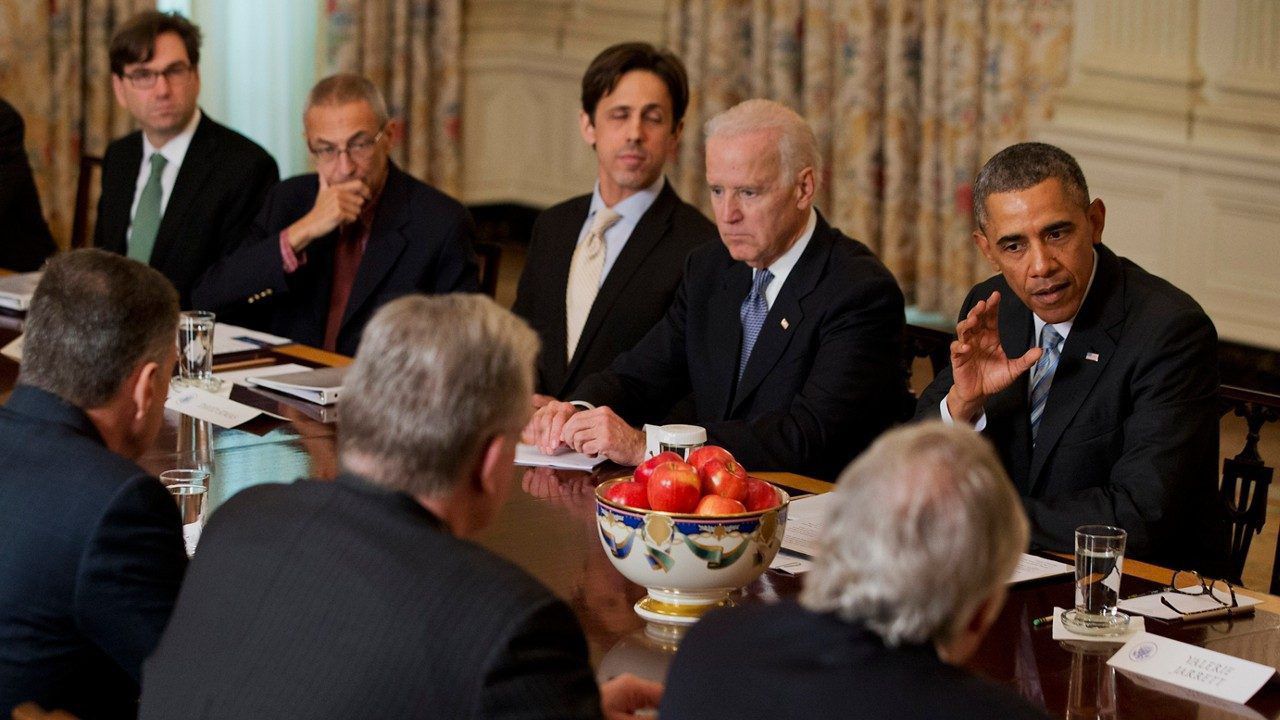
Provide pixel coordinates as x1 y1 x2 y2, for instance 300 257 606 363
166 387 284 429
1107 631 1276 704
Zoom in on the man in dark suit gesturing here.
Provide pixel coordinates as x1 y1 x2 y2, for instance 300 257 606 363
915 142 1221 570
95 11 278 305
0 250 187 719
141 295 660 719
512 42 715 399
192 74 478 356
526 99 906 480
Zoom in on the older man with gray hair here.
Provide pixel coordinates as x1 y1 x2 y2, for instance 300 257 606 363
661 422 1050 719
140 294 661 719
526 98 907 479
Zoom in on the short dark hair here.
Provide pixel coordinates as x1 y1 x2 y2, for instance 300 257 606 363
109 11 202 76
21 249 179 408
581 42 689 126
973 142 1090 229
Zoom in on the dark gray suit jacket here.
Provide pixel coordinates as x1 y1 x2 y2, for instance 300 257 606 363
0 99 55 271
95 112 278 306
575 213 907 480
140 474 603 720
915 244 1222 570
512 181 716 398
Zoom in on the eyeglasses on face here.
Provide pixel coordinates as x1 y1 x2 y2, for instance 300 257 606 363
308 129 386 164
123 62 194 89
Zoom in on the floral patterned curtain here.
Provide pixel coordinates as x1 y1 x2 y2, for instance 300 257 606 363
664 0 1071 314
320 0 463 197
0 0 153 248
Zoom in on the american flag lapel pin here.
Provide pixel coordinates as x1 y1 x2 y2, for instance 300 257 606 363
1085 352 1099 362
781 318 790 330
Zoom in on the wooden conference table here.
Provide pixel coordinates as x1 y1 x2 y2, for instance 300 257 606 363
3 313 1280 719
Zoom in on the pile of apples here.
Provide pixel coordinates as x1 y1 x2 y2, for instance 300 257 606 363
602 445 780 515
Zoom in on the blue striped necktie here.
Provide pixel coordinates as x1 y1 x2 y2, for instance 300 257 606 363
738 268 774 381
1029 324 1064 443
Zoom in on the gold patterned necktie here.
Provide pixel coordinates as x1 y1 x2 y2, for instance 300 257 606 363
565 207 622 361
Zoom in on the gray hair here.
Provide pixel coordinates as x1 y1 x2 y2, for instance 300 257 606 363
799 422 1028 647
305 73 389 127
338 294 539 497
974 141 1090 230
21 249 178 407
704 98 821 187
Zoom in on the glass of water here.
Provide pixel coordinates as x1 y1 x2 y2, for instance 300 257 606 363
160 469 209 557
1062 525 1130 636
172 310 222 391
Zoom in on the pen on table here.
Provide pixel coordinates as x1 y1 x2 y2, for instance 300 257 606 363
1031 614 1055 628
233 335 277 349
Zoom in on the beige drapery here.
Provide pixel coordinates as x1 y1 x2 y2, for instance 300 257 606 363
664 0 1072 314
0 0 153 247
320 0 464 197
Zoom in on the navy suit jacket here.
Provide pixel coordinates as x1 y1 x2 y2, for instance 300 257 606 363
0 386 187 720
141 475 602 720
574 213 907 480
95 112 278 306
916 245 1222 570
190 163 479 356
512 181 716 398
0 99 55 271
662 601 1050 720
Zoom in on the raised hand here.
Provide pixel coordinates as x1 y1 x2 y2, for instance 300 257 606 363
285 175 371 252
945 290 1043 423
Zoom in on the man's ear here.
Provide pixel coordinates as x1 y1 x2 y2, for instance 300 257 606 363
383 117 404 146
972 229 997 269
1087 198 1106 245
579 110 597 149
130 360 162 424
111 75 128 109
475 433 511 498
794 166 816 210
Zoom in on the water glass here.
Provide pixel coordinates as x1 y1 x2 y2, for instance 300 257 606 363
1062 525 1130 636
160 469 209 557
172 310 222 391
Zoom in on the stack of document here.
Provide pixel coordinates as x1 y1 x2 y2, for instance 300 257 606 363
514 444 607 471
0 272 41 311
245 366 346 405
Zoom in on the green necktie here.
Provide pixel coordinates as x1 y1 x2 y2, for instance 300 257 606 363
129 152 168 263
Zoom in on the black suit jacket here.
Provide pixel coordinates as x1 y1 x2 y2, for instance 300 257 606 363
0 99 55 271
916 245 1221 569
0 386 187 720
511 181 716 397
190 163 479 356
662 601 1049 720
140 474 602 720
575 213 907 480
94 112 278 306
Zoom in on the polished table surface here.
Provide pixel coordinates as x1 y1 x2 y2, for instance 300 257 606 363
4 313 1280 718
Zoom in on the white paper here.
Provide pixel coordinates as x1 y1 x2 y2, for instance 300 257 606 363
166 386 284 428
212 323 291 356
769 552 813 575
0 272 40 310
1009 554 1074 585
211 363 310 398
1119 587 1261 621
1 334 20 362
514 443 607 470
778 492 836 558
1050 606 1146 644
1108 631 1277 704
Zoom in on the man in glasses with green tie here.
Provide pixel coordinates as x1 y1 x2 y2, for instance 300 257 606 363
191 74 479 356
96 11 278 307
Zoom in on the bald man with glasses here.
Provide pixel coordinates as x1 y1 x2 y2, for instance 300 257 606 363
192 74 479 355
96 11 278 307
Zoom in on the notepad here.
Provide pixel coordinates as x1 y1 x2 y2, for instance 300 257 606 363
245 366 346 405
514 443 608 471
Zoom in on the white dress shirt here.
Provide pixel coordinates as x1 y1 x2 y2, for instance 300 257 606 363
757 208 817 309
128 108 201 242
577 175 665 288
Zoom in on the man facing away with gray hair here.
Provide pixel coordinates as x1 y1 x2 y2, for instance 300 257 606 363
661 423 1050 719
140 294 661 719
0 249 186 719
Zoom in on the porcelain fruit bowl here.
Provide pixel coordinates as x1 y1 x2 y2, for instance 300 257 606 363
594 476 789 634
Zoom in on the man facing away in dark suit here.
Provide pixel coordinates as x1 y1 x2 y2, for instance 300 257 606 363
191 74 479 356
0 98 56 271
95 11 279 306
915 142 1222 572
140 294 660 719
662 423 1050 720
0 250 187 720
525 99 906 480
512 42 716 400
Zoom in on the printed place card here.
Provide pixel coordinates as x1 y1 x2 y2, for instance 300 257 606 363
166 386 284 429
1107 631 1276 704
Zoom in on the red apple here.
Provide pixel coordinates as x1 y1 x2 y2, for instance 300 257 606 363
695 494 747 516
647 461 701 513
633 451 682 486
603 481 650 510
687 445 734 475
701 459 748 502
744 477 780 512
